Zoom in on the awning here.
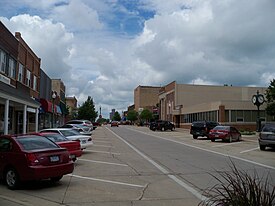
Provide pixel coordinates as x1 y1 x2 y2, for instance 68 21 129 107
40 99 54 113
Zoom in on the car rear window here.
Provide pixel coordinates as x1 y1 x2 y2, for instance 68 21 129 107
192 122 205 127
16 135 59 150
213 126 229 131
262 124 275 133
41 133 68 142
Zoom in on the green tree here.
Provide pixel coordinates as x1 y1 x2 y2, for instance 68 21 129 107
113 111 121 121
139 109 153 123
127 110 138 124
77 96 98 121
265 79 275 118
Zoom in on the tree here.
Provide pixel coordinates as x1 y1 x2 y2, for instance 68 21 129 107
112 111 121 121
139 109 153 123
265 79 275 119
127 110 138 123
77 96 98 121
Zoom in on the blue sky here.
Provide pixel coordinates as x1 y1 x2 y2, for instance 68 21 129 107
1 0 275 118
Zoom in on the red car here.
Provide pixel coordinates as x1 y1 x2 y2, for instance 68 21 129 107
208 126 242 142
0 134 74 189
37 132 82 161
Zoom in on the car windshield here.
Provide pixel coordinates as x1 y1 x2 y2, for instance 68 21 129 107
16 135 59 150
59 129 80 137
192 122 205 127
213 126 229 131
41 133 68 142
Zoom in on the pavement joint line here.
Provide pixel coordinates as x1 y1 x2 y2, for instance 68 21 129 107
106 127 209 202
84 149 120 155
0 194 32 206
126 127 275 170
240 147 259 153
211 141 242 148
78 158 128 166
67 174 145 188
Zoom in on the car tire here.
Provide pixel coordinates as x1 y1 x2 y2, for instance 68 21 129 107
259 145 266 151
50 176 63 182
193 135 198 139
5 167 20 190
211 139 215 142
228 135 232 143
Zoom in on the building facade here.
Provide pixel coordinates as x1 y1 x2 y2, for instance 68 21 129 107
159 81 271 130
0 22 40 135
66 96 78 122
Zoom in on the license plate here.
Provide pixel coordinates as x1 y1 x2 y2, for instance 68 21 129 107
69 154 76 159
215 135 219 138
50 155 60 162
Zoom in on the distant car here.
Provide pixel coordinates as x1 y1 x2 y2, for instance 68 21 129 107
37 132 82 161
39 128 93 150
60 124 93 136
111 121 119 127
149 120 175 131
259 123 275 151
66 119 94 130
208 126 241 142
190 121 220 139
0 134 74 189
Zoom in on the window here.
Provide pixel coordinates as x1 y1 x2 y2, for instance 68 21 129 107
26 70 31 87
18 63 24 82
33 75 37 91
0 50 7 73
8 58 16 78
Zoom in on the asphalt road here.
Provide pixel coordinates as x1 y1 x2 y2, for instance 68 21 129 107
0 125 274 206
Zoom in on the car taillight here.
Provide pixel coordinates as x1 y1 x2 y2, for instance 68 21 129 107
26 153 40 166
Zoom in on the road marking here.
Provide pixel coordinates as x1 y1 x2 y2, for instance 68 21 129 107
106 127 208 202
240 147 259 153
78 158 128 166
212 142 242 148
93 140 111 143
84 149 120 155
126 127 275 170
68 174 145 188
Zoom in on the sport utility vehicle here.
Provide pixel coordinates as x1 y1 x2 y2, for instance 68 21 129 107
149 120 175 131
190 121 219 139
259 123 275 151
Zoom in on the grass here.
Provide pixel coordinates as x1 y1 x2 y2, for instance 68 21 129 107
199 161 275 206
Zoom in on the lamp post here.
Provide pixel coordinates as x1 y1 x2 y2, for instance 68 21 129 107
51 91 57 128
252 90 265 132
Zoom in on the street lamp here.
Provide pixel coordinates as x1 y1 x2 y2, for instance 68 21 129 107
51 91 57 128
252 90 265 132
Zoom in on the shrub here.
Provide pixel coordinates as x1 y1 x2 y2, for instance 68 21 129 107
199 161 275 206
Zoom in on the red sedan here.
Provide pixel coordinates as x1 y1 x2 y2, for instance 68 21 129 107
208 126 242 142
0 134 74 189
37 132 82 161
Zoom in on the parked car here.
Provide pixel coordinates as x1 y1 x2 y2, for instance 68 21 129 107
259 123 275 151
37 132 82 161
39 128 93 150
190 121 220 139
208 126 242 142
111 121 119 127
0 134 74 189
66 119 94 130
149 120 175 131
60 124 93 136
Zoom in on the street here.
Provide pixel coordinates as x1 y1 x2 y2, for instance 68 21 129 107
1 125 274 206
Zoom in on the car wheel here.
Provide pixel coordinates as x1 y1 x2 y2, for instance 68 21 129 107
5 168 20 190
259 145 266 151
161 127 165 131
193 135 198 139
50 176 63 182
211 139 215 142
228 135 232 143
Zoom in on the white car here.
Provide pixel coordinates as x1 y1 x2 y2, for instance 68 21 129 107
39 128 93 149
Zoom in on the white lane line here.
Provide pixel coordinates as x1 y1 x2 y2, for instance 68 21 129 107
106 127 208 202
78 158 128 166
93 144 113 148
212 142 242 148
84 149 120 155
68 174 144 188
240 147 259 154
126 127 275 170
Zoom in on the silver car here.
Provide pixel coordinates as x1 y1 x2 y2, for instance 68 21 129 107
259 123 275 151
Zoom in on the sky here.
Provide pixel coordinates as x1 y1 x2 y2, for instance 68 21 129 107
1 0 275 119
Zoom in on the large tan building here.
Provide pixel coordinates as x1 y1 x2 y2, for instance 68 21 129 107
134 85 161 113
159 81 270 130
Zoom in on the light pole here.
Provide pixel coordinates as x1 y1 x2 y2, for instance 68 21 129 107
252 90 265 132
51 91 57 128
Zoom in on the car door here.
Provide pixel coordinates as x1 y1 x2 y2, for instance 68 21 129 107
0 137 12 176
